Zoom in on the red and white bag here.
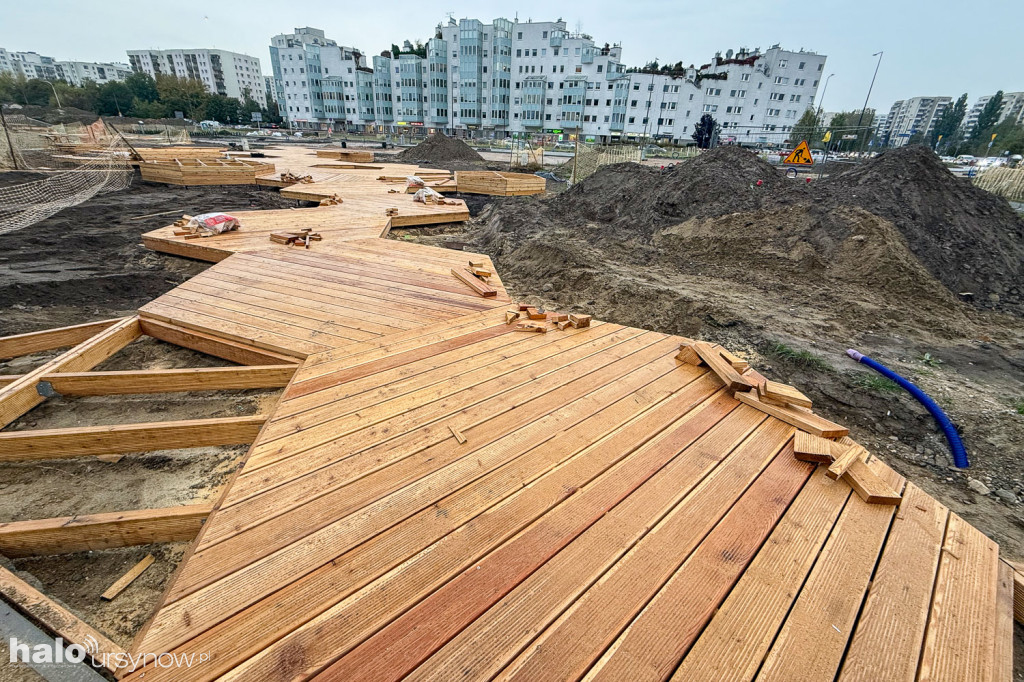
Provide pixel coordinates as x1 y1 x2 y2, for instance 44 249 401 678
187 213 240 234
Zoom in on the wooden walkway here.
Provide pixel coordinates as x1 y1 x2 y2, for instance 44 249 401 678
14 145 1008 680
123 302 1011 681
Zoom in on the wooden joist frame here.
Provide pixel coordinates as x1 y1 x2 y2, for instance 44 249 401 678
0 365 297 396
0 415 267 462
0 317 141 429
139 318 302 365
0 504 213 557
0 564 125 674
0 318 123 360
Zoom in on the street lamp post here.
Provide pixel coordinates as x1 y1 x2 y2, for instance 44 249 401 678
811 73 834 147
856 51 883 153
48 81 62 109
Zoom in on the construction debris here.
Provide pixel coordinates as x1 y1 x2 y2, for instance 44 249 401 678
280 171 313 184
318 194 343 206
269 228 322 248
101 554 155 601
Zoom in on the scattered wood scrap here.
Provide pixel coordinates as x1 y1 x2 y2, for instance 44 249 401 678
525 307 546 320
735 390 848 438
515 322 547 333
451 268 497 298
794 432 901 505
385 208 399 216
568 314 591 329
270 228 322 248
448 424 467 444
101 554 155 601
318 194 343 206
505 310 520 325
691 341 753 393
281 171 313 183
760 380 812 408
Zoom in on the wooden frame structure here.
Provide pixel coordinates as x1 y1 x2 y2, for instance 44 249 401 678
455 170 546 196
138 158 276 185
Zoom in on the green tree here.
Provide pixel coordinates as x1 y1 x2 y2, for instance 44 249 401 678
95 81 132 116
971 90 1003 140
692 113 720 148
789 108 821 147
390 44 402 58
124 72 159 103
205 94 241 123
155 74 208 120
931 93 967 149
130 97 167 119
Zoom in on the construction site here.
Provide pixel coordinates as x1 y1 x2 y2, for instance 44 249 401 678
1 112 1023 682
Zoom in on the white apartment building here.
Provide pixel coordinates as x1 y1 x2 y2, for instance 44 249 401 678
0 48 131 86
963 92 1024 137
269 20 826 145
55 61 132 86
127 48 266 107
269 27 366 127
878 96 951 147
0 49 58 80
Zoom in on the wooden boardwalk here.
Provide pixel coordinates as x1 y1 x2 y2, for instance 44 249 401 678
26 147 1005 680
124 305 1010 681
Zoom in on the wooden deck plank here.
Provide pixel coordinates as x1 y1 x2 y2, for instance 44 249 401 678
0 318 122 360
753 461 905 682
131 374 733 682
502 437 811 682
138 318 302 365
154 334 680 617
917 513 1001 682
35 365 297 396
315 408 774 682
837 483 948 682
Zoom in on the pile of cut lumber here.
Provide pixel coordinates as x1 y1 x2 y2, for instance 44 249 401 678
451 261 498 298
281 172 313 183
269 228 322 248
138 158 275 185
506 304 590 333
316 149 374 163
676 338 901 506
454 171 546 196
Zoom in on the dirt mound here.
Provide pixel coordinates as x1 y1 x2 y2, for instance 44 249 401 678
549 146 785 240
395 133 484 167
2 104 99 125
819 146 1024 309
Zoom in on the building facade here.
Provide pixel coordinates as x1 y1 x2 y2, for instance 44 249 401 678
127 48 266 107
0 49 130 86
877 96 951 147
269 20 826 145
55 61 132 86
963 92 1024 137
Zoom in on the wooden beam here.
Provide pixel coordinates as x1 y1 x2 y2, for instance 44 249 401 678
693 341 753 393
139 318 302 365
0 415 267 462
101 555 156 601
0 317 140 429
1009 561 1024 626
734 390 849 438
0 504 213 557
451 268 498 297
0 318 122 360
0 564 125 675
30 365 297 396
827 441 869 480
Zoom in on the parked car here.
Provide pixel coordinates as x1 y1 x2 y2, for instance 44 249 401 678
955 155 977 165
553 142 575 152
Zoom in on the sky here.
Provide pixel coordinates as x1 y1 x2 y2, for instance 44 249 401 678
3 0 1022 113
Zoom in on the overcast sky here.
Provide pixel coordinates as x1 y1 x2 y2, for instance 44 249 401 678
3 0 1021 112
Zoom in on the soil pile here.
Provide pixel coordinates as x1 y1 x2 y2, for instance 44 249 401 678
819 146 1024 309
395 133 484 168
551 146 786 239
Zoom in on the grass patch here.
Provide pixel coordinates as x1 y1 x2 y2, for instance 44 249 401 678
765 341 833 373
1015 399 1024 415
853 374 901 394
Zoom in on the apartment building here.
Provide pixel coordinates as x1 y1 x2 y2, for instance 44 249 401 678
877 96 951 147
963 92 1024 137
269 27 367 128
270 20 826 145
0 49 58 80
127 48 266 107
55 61 132 86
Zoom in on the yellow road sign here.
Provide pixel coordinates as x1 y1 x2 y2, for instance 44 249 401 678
784 140 814 165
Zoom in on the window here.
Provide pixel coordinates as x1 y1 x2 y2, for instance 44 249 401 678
790 94 801 102
517 32 523 39
774 76 789 85
779 59 788 68
770 92 785 101
798 61 805 69
818 63 824 71
702 104 718 112
740 73 750 81
767 108 780 116
543 31 548 38
628 116 635 123
597 64 603 72
516 49 521 57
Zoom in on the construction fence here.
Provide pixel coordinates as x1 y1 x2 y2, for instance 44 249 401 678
569 143 643 184
973 166 1024 203
0 113 134 234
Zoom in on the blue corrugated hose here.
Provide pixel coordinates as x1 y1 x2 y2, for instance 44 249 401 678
846 349 969 468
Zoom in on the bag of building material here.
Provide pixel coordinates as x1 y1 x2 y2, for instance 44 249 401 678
413 187 444 204
187 212 240 234
406 175 426 189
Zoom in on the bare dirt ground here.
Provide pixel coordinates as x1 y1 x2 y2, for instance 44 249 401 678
0 172 295 677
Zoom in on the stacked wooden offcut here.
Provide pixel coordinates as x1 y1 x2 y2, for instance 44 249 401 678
269 228 322 248
316 149 374 163
454 171 546 196
676 338 902 506
505 303 591 333
138 158 276 186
